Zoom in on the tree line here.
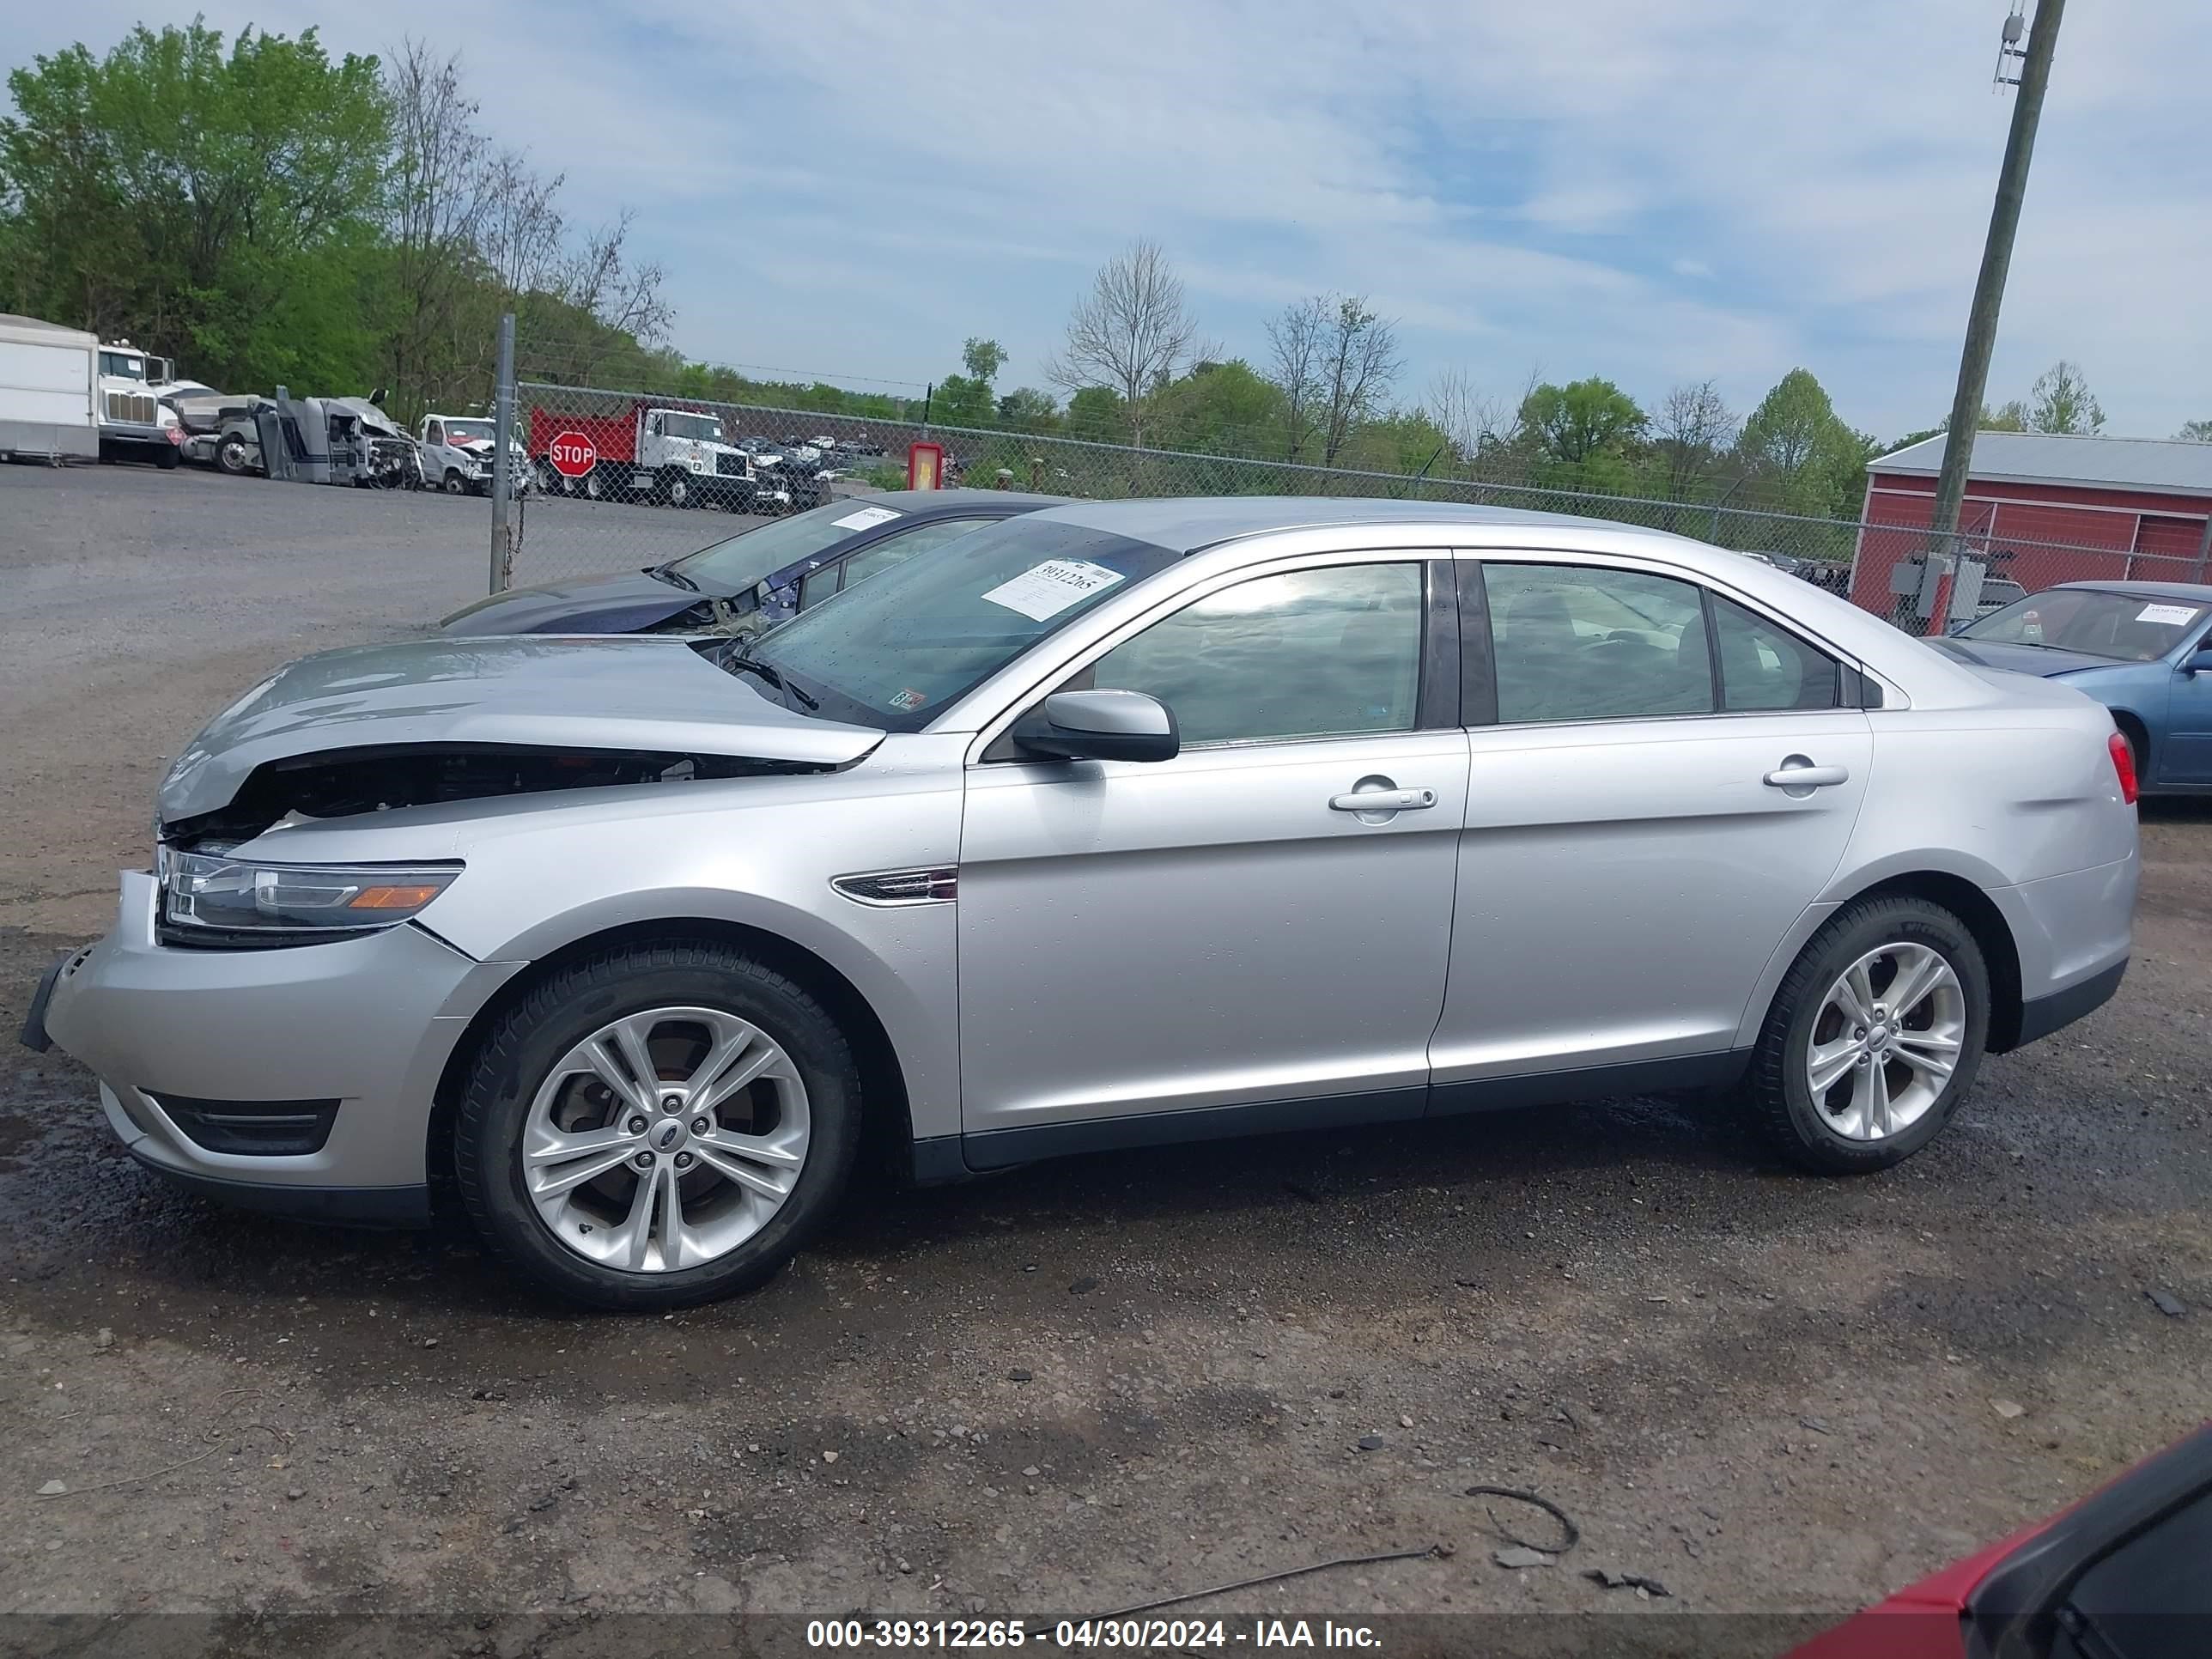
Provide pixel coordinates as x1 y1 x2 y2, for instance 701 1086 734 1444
0 21 670 425
8 23 2200 508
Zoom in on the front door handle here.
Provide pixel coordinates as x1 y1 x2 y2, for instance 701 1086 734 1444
1329 779 1437 821
1763 757 1850 793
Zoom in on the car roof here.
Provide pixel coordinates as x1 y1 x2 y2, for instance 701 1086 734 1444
2052 579 2212 603
850 489 1067 518
1031 495 1709 556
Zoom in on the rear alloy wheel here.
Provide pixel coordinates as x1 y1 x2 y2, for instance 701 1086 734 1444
1741 896 1989 1173
456 943 860 1310
583 467 605 501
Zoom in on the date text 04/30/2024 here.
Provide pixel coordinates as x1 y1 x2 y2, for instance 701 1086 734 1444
805 1620 1383 1649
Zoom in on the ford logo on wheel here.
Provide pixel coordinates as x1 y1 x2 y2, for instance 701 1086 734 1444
654 1121 683 1152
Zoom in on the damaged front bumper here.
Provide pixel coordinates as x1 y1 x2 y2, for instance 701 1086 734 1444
33 870 524 1225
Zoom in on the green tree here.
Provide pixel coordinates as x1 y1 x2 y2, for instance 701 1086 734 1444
928 373 994 428
1737 368 1871 519
961 337 1006 384
1516 377 1647 493
1063 385 1127 443
2023 360 2105 434
1148 359 1285 457
0 21 392 387
2179 419 2212 443
996 386 1060 431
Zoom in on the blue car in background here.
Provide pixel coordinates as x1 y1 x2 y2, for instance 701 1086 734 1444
1935 580 2212 794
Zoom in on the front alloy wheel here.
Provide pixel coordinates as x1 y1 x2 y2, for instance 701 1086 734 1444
523 1006 809 1273
456 942 860 1310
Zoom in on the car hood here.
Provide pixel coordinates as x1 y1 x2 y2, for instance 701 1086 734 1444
159 635 884 823
440 568 710 635
1930 638 2123 678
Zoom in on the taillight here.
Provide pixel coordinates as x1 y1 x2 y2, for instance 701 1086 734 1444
2108 731 2138 805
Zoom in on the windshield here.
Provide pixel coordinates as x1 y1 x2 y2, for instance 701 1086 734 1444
444 419 495 445
100 351 148 379
662 411 726 443
1961 588 2206 662
740 517 1180 730
671 501 909 593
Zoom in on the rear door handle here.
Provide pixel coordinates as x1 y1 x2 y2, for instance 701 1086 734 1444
1763 760 1850 790
1329 787 1437 814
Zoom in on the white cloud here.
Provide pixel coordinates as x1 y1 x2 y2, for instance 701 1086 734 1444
7 0 2206 438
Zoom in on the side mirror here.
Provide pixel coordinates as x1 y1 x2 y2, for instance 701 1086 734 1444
1012 690 1179 763
2184 648 2212 677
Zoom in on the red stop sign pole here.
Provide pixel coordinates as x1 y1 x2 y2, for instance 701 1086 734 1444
548 430 598 478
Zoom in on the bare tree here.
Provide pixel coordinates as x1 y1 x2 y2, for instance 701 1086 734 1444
481 150 567 301
1424 367 1519 469
1316 296 1401 465
558 210 672 346
1654 380 1738 501
1044 239 1200 448
383 40 499 417
1266 294 1401 466
1266 297 1327 463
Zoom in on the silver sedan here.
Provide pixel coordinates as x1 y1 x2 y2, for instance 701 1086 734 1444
27 499 2138 1309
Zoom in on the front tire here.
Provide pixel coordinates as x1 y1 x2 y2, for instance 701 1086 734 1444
442 469 468 495
1740 896 1989 1174
216 435 252 476
455 942 862 1310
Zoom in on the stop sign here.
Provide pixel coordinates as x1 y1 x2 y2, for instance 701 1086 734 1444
547 430 597 478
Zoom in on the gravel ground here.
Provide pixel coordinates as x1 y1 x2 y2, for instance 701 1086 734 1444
2 465 2207 1655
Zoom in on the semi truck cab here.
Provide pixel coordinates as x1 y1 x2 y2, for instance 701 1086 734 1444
96 342 182 467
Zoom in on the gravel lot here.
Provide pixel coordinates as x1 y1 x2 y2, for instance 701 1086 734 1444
2 464 2208 1654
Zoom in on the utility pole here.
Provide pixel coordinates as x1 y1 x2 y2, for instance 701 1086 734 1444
1929 0 2066 553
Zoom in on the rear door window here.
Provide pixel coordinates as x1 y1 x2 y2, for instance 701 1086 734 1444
1482 563 1713 722
1710 594 1840 711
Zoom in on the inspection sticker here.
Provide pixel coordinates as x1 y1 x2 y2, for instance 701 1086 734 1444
2136 603 2199 626
831 506 902 532
979 559 1127 621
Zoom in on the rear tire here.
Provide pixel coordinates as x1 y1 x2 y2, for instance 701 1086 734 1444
1739 896 1989 1174
455 942 862 1310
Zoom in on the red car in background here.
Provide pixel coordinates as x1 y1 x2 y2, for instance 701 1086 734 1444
1789 1423 2210 1658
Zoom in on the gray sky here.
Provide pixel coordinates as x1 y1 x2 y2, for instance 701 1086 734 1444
10 1 2208 440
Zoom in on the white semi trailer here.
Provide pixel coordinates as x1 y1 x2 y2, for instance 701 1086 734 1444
0 313 100 465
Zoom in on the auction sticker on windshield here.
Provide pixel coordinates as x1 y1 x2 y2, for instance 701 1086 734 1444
833 506 902 532
980 559 1127 622
2137 603 2200 626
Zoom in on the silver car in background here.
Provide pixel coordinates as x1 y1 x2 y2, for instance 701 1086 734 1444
25 500 2139 1309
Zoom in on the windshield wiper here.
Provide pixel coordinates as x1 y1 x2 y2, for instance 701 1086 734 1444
720 646 818 710
646 563 700 591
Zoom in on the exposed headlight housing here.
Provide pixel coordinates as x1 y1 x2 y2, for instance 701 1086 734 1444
157 846 461 948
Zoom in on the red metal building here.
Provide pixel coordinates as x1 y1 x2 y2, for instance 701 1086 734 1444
1849 432 2212 615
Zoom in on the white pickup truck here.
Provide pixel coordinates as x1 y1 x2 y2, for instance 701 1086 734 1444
418 414 532 496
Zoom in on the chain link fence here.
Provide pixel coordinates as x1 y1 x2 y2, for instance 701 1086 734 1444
493 377 2208 637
